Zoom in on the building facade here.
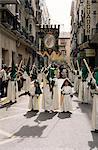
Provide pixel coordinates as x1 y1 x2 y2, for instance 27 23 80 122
58 32 71 64
0 0 42 69
39 0 50 25
70 0 98 68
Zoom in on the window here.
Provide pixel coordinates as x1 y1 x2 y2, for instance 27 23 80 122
80 0 84 3
29 24 32 33
93 11 96 15
25 19 28 29
92 0 96 3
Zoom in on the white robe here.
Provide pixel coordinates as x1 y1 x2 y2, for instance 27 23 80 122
7 80 12 102
51 78 59 110
82 81 88 103
86 74 93 104
28 82 41 111
61 86 73 112
92 93 98 130
42 73 53 111
28 82 35 110
7 80 18 102
74 75 79 93
7 72 18 102
78 78 83 102
23 71 31 92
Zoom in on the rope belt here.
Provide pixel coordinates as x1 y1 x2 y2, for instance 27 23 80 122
62 93 70 95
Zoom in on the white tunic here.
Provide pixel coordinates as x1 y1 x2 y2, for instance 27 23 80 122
28 82 42 111
74 75 79 93
92 93 98 130
86 74 93 104
51 78 59 110
28 82 35 110
61 86 73 112
78 78 83 102
7 72 18 102
23 71 31 92
42 73 52 111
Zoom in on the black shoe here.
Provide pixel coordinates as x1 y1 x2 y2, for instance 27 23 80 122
44 110 49 113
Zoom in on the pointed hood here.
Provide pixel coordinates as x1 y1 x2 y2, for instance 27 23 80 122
61 78 73 88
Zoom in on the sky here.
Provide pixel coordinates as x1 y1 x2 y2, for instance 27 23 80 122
45 0 73 32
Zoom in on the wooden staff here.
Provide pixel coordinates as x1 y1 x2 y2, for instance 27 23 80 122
71 60 75 71
83 59 97 87
76 60 80 72
17 60 23 73
16 60 23 78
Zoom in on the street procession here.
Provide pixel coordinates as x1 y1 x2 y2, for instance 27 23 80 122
1 58 98 132
0 0 98 149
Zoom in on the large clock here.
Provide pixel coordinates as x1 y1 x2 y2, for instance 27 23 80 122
44 34 55 48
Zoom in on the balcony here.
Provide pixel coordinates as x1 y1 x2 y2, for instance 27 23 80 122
20 26 34 44
0 7 15 29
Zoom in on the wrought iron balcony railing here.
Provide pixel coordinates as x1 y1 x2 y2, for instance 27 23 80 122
0 7 15 29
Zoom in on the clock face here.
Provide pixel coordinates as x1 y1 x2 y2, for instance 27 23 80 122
44 34 55 48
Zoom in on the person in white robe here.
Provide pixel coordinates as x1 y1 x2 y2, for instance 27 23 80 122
42 72 53 112
86 73 94 104
51 77 59 111
7 68 12 102
28 80 42 111
60 78 73 113
91 89 98 132
81 65 89 103
0 66 7 98
7 68 18 103
22 71 31 93
78 71 83 102
74 70 79 93
28 81 35 111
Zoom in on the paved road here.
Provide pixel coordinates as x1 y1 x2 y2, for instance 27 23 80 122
0 79 98 150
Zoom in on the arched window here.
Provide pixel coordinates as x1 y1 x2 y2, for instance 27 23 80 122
29 24 32 33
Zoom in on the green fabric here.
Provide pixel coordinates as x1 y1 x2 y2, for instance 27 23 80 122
82 65 88 80
26 57 30 76
11 59 16 80
94 71 98 86
49 67 55 78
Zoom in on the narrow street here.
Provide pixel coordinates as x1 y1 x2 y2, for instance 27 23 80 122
0 79 98 150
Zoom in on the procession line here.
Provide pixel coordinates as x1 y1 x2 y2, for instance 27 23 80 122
0 113 24 121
